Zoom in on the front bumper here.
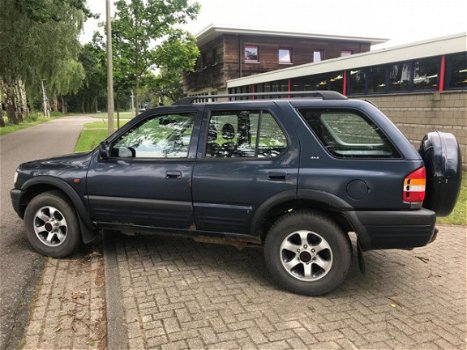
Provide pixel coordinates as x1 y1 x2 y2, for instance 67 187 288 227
11 188 24 218
347 208 437 251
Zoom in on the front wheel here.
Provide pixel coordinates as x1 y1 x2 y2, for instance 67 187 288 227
264 211 352 296
24 191 81 258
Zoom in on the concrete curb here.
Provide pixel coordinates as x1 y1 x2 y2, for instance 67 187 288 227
103 231 129 350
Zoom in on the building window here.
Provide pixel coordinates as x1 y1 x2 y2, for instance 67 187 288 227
313 50 323 62
367 66 387 94
211 48 218 66
388 63 411 91
341 50 352 57
279 49 292 64
349 69 367 94
244 45 259 62
445 52 467 90
413 57 439 90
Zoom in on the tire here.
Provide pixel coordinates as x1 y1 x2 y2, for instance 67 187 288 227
419 131 462 216
264 210 352 296
24 191 81 258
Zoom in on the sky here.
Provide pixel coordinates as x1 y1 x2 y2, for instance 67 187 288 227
80 0 467 50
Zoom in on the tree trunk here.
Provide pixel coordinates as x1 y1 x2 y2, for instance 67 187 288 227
61 96 67 114
92 96 97 114
2 80 19 124
17 80 29 119
50 95 58 112
13 81 24 122
135 77 140 114
0 84 5 127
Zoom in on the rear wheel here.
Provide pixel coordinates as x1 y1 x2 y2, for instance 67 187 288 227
24 191 81 258
264 211 352 296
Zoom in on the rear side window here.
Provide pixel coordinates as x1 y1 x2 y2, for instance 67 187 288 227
205 110 287 158
297 109 400 158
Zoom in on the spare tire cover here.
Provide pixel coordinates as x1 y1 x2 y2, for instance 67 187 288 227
419 131 462 216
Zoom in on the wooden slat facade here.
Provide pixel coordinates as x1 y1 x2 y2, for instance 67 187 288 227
184 33 372 94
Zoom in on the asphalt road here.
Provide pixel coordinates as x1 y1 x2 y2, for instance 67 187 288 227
0 116 94 350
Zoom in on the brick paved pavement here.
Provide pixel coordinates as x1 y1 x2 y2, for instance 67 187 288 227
22 248 106 350
107 225 466 350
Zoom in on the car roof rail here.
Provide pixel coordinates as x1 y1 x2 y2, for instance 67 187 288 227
173 91 347 105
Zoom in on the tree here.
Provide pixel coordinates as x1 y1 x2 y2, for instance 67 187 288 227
67 36 108 113
0 0 90 123
142 68 185 105
111 0 200 110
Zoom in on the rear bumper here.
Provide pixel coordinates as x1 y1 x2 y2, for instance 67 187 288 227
345 208 437 251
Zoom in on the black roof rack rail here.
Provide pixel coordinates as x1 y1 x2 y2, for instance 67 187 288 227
173 91 347 105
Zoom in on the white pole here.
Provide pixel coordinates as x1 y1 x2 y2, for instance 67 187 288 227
131 90 135 117
106 0 114 135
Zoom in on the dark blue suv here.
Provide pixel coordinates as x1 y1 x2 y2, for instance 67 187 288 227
11 92 462 295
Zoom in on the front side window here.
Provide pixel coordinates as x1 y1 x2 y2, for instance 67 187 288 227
205 110 287 159
244 45 259 62
111 113 195 158
298 109 399 158
279 49 292 64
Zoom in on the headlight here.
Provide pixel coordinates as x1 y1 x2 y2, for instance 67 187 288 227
13 171 18 185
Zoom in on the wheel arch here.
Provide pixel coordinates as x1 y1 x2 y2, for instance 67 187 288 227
19 176 96 243
251 189 355 241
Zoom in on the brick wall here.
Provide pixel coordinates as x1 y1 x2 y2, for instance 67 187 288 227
357 91 467 168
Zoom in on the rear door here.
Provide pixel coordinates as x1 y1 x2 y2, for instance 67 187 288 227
192 104 300 234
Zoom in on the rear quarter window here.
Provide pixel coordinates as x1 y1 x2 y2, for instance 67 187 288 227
297 109 400 159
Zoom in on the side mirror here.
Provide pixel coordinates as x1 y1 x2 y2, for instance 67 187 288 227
99 141 110 158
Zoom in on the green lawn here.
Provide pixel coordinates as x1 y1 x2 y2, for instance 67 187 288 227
74 120 129 152
437 171 466 226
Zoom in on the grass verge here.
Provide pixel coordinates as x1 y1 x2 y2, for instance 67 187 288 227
0 112 62 136
437 171 466 226
74 120 129 152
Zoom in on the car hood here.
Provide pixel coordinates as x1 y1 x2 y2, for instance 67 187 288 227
18 151 93 172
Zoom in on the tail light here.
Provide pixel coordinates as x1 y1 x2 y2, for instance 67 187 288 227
403 167 426 205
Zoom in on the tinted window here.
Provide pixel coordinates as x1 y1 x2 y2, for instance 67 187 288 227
446 52 467 90
413 57 439 90
206 110 287 158
298 109 399 158
388 63 410 91
112 113 195 158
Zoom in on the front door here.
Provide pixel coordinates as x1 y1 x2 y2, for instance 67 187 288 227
86 111 199 229
192 106 299 234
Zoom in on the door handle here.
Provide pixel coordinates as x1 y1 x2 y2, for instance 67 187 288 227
166 171 182 179
268 171 286 181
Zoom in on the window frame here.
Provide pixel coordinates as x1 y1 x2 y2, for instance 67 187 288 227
313 50 324 62
200 108 289 161
278 48 292 64
244 45 259 63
